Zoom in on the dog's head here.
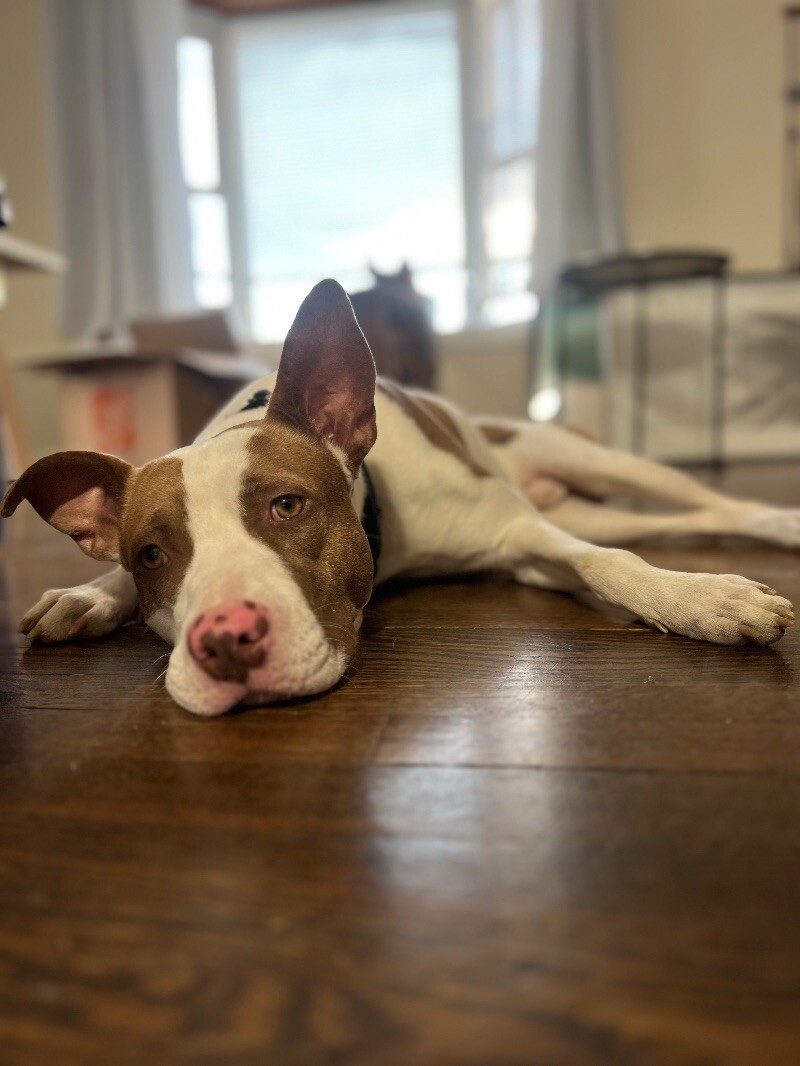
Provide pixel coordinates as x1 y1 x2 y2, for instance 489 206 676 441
2 280 378 715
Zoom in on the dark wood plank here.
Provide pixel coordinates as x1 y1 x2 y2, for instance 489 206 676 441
1 464 800 1064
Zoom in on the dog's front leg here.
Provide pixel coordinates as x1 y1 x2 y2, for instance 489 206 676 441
498 515 794 645
20 566 139 643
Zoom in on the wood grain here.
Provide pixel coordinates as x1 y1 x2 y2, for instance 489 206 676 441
1 462 800 1064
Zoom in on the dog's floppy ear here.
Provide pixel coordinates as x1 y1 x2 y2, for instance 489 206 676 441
267 279 377 474
1 451 132 561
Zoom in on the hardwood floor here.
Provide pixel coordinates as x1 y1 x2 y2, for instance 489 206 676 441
2 462 800 1065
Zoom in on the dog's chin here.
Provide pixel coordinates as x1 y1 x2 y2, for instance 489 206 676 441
167 676 247 718
165 643 349 717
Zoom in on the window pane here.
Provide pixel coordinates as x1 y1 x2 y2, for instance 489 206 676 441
234 3 464 333
188 192 231 276
484 158 535 262
483 261 538 326
487 0 540 159
195 275 233 309
486 258 531 297
489 1 516 160
412 266 468 333
250 264 465 342
178 37 222 191
516 0 542 143
250 280 317 342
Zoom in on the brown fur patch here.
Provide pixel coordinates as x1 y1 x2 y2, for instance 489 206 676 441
478 422 518 446
241 422 374 657
119 456 193 618
378 380 491 478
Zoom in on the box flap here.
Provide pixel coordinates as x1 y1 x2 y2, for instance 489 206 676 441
25 344 269 381
173 349 269 380
130 310 238 354
25 343 156 372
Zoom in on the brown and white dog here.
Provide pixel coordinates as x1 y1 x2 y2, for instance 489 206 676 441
3 280 797 716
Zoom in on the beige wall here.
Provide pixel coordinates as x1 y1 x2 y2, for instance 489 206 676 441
613 0 785 272
0 0 62 458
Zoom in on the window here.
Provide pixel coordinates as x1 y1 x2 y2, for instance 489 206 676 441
178 0 540 340
177 36 233 310
234 3 464 339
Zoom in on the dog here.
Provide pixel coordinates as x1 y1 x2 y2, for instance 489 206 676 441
2 280 796 717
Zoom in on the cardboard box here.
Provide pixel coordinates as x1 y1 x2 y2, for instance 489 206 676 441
27 312 269 465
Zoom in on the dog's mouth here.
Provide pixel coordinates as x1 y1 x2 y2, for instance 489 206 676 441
165 662 347 717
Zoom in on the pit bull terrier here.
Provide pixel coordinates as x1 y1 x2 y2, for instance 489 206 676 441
3 280 796 716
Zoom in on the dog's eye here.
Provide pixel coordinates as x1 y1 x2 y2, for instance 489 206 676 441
139 544 164 570
270 495 305 521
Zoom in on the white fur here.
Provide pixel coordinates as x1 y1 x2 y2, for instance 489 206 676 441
19 566 139 643
364 398 793 645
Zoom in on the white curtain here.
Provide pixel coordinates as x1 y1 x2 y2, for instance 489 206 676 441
45 0 194 338
532 0 624 295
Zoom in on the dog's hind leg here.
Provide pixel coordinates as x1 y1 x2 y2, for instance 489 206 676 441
541 495 755 545
495 423 732 509
20 566 139 643
543 443 800 548
492 423 800 548
493 513 794 645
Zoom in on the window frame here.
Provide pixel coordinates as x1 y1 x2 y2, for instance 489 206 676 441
468 0 538 324
184 7 252 332
181 0 539 338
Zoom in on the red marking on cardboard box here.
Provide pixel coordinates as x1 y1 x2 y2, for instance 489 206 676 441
91 388 136 454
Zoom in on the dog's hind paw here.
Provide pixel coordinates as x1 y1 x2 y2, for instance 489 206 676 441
19 582 132 643
738 507 800 549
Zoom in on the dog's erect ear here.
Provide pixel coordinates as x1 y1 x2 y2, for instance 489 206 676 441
1 451 132 561
267 279 377 474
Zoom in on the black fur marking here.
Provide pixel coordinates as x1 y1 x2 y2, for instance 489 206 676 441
360 463 381 579
239 388 272 412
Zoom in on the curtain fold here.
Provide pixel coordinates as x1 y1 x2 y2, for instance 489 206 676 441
46 0 194 338
532 0 624 295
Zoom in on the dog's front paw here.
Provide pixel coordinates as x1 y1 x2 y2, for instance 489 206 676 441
659 574 794 646
19 583 131 643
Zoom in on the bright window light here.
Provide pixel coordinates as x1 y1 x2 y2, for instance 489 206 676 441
188 192 231 276
233 3 465 339
484 160 535 263
195 276 234 309
177 37 222 191
176 0 543 337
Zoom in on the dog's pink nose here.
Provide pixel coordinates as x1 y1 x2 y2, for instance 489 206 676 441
188 600 270 683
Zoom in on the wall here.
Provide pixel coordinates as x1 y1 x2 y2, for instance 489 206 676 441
0 0 62 458
613 0 785 273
